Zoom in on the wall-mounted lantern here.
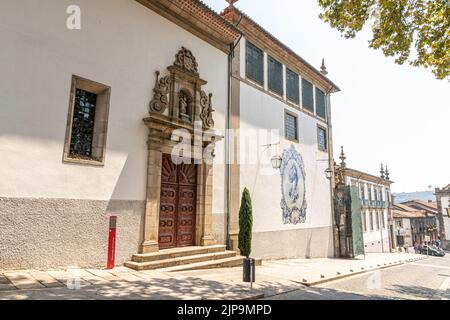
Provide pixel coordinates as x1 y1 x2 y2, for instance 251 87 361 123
325 167 333 180
271 155 282 170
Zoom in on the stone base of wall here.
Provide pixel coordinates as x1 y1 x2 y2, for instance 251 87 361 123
212 212 226 245
251 226 334 259
0 197 145 270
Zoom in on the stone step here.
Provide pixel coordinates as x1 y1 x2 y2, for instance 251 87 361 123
162 257 263 272
131 245 227 263
125 250 237 271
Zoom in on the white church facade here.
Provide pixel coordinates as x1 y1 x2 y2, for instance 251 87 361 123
0 0 340 270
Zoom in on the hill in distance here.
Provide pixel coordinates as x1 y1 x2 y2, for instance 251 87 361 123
393 191 435 204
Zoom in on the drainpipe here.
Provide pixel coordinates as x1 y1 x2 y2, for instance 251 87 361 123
225 30 243 251
325 89 338 257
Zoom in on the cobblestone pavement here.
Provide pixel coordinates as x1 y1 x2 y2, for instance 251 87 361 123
0 253 427 300
266 255 450 300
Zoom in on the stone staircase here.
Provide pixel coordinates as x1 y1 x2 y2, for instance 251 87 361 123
124 245 261 272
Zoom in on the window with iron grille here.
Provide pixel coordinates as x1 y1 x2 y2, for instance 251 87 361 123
317 126 327 151
64 75 111 165
284 112 298 141
286 68 299 104
302 78 314 112
246 41 264 85
268 55 283 96
316 88 326 119
69 89 97 158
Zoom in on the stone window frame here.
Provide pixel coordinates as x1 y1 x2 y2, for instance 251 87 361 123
284 110 299 143
63 75 111 166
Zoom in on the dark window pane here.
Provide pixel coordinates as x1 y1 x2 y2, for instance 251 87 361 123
285 113 298 141
246 42 264 85
316 88 326 119
268 55 283 95
302 79 314 112
69 89 97 158
317 127 327 151
286 68 299 104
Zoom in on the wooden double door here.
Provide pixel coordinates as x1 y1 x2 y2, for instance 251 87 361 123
158 154 197 249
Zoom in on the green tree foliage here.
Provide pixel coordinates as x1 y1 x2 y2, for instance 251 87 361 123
238 188 253 258
318 0 450 79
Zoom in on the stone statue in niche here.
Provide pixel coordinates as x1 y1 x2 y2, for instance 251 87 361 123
179 93 188 115
178 90 191 122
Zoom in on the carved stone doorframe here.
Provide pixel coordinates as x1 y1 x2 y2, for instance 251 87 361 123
140 47 220 254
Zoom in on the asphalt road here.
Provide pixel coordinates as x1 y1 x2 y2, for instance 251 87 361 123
265 254 450 300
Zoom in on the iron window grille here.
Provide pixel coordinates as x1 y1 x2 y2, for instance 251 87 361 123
317 126 327 151
69 89 98 159
284 112 298 142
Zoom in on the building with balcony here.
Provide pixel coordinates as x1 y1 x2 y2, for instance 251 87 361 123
337 148 395 254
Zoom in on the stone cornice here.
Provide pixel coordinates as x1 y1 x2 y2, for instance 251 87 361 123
344 167 393 186
136 0 241 53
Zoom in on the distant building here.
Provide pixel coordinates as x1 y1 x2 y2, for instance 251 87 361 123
435 184 450 249
400 199 439 243
392 203 437 248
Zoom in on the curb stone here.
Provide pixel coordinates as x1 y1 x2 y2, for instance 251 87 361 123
295 256 428 287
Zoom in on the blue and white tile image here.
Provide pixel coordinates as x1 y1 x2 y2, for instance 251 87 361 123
280 145 307 224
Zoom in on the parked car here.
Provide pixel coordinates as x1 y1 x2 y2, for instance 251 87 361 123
418 245 445 257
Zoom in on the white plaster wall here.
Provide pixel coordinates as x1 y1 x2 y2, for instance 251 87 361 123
238 82 332 234
362 208 389 252
0 0 228 207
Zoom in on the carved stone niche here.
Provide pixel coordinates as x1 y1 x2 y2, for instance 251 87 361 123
148 47 215 130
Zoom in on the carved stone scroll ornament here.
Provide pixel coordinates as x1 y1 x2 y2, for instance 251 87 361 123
174 47 199 74
199 91 215 128
149 71 171 113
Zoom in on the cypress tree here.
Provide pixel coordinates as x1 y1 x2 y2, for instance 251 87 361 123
238 188 253 258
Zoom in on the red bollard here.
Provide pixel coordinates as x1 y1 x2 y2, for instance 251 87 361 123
107 216 117 269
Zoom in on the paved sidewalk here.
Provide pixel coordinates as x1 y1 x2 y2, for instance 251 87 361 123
0 253 427 300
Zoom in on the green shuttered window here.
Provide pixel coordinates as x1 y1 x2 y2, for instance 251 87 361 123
315 88 326 119
286 68 299 104
268 55 283 96
246 42 264 85
302 79 314 112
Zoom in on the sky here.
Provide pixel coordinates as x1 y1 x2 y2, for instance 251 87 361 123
203 0 450 193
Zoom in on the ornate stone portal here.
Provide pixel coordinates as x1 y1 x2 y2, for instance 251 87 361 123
141 47 221 253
